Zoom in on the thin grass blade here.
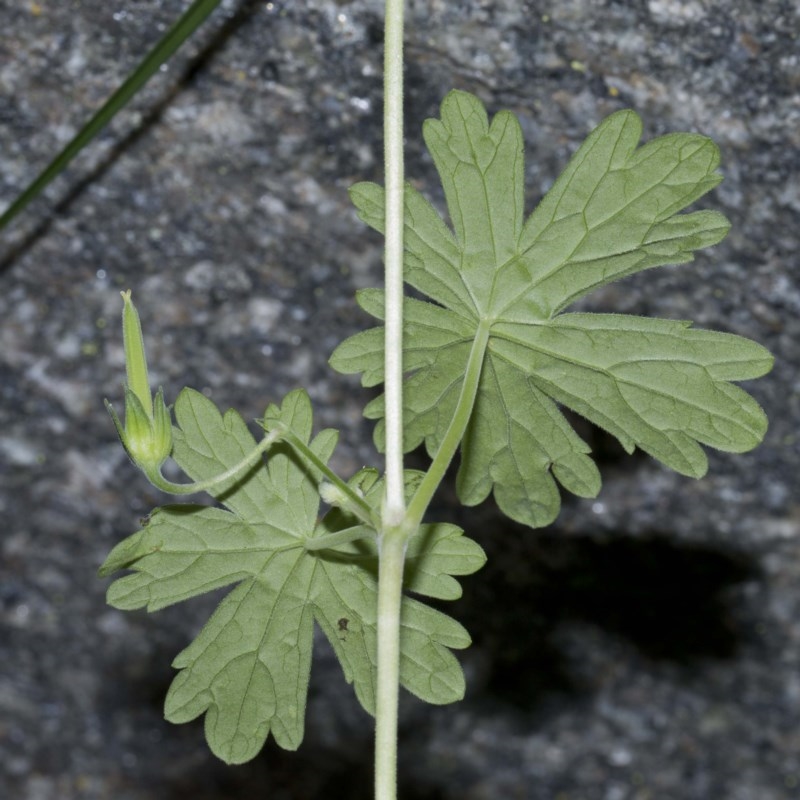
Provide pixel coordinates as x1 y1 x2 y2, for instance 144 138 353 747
0 0 222 231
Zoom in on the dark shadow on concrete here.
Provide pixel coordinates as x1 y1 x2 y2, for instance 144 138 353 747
96 514 760 798
457 518 759 710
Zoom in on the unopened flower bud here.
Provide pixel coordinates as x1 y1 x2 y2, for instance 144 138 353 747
106 291 172 474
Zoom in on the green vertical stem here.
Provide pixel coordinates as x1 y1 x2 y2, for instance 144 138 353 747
375 1 407 799
382 0 406 525
374 524 408 800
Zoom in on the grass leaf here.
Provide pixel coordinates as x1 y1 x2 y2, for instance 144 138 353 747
0 0 222 230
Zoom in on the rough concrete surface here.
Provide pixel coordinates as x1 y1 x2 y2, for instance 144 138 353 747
0 1 798 798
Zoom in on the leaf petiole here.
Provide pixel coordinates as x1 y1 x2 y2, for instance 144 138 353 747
303 524 375 552
267 422 380 529
405 319 491 531
269 526 375 554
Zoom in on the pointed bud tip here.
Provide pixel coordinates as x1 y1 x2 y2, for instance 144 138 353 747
120 288 153 420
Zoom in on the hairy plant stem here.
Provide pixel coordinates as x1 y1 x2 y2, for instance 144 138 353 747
375 0 406 799
375 522 408 800
382 0 406 526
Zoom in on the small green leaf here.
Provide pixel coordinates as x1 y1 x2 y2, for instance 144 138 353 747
100 389 484 764
332 90 772 528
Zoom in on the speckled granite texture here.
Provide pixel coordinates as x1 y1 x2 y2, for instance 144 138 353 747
1 1 798 798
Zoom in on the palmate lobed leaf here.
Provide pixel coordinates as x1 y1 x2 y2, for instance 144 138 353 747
100 388 484 764
331 90 773 528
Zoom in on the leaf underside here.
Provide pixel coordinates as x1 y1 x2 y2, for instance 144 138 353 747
100 388 485 764
331 90 772 529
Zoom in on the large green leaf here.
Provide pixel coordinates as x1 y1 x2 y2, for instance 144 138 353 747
100 388 484 764
331 90 772 528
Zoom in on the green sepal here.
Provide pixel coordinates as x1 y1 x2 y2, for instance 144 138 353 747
104 397 127 449
106 385 173 473
151 386 174 464
123 386 154 457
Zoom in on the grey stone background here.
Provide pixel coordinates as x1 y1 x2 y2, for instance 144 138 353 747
0 0 798 798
